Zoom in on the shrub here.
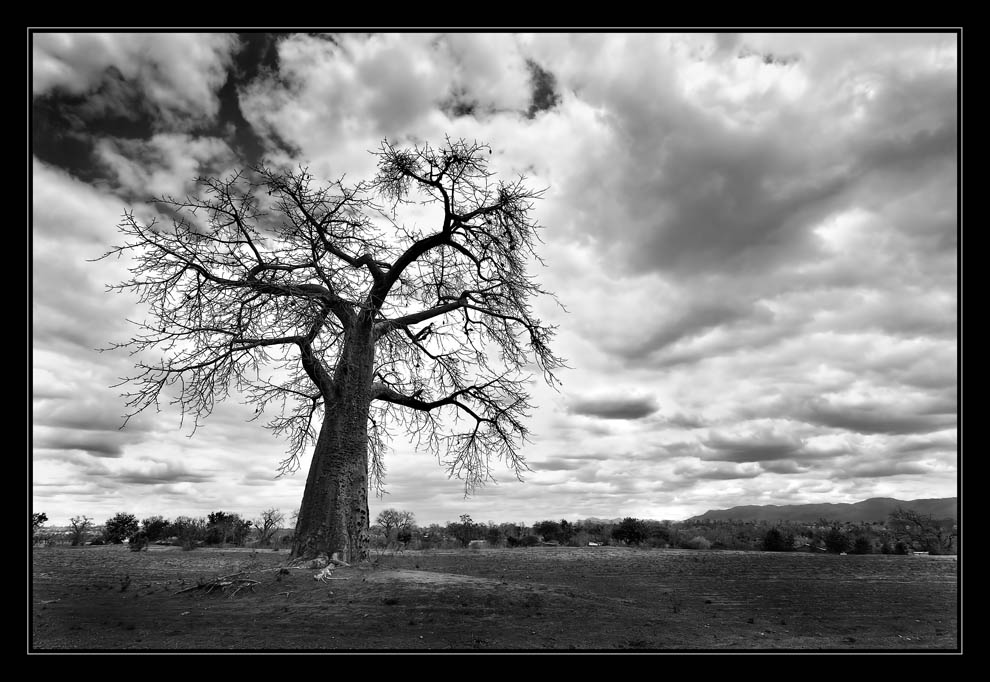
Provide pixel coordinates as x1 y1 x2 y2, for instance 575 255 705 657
851 536 873 555
141 516 171 542
129 531 149 552
681 535 712 550
519 535 541 547
762 527 794 552
206 511 252 546
823 527 852 554
894 540 910 555
170 516 207 550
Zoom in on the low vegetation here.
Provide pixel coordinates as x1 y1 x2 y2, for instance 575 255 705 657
31 506 957 555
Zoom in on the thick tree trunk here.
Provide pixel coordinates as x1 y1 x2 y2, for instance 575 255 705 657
292 320 375 562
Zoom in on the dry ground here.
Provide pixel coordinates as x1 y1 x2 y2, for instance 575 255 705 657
30 544 958 652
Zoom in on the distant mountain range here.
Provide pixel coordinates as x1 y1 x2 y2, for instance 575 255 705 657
684 497 957 524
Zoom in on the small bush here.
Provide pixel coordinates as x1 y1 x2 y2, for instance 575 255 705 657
518 535 541 547
128 532 149 552
681 535 712 550
171 516 207 550
824 527 852 554
851 536 873 555
762 527 794 552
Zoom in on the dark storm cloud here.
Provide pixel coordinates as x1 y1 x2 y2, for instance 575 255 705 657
32 34 241 175
798 397 956 435
33 432 124 458
567 395 659 420
560 34 957 281
526 59 561 119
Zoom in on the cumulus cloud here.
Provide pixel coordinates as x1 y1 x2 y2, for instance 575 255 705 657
33 33 239 129
93 134 237 199
32 32 958 526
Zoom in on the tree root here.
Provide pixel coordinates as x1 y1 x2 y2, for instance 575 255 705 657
287 552 351 570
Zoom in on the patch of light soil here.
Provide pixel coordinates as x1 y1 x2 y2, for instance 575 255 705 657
365 569 500 585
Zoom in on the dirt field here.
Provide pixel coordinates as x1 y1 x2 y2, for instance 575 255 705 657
30 544 959 652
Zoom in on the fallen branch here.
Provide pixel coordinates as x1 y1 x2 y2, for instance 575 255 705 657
174 572 260 598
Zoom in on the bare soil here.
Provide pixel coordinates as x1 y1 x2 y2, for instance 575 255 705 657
30 544 959 652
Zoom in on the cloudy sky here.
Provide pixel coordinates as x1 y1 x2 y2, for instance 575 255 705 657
31 32 958 528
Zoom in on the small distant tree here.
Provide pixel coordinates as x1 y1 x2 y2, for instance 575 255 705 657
141 515 171 543
681 535 712 550
643 520 671 548
851 535 873 554
255 508 286 547
888 507 956 555
32 512 49 545
612 517 647 546
420 523 447 549
103 512 140 544
823 526 852 554
69 516 93 546
533 520 562 543
762 526 794 552
375 509 415 542
447 514 479 547
170 516 207 550
518 534 541 547
32 512 48 533
206 511 252 546
483 522 504 547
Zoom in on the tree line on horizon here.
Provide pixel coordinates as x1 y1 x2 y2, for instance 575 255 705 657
31 506 957 556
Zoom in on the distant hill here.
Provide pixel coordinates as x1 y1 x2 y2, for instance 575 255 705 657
685 497 957 524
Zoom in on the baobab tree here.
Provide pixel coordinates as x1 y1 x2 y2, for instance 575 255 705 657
99 138 564 562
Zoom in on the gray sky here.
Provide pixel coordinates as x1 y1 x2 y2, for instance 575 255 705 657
31 32 958 528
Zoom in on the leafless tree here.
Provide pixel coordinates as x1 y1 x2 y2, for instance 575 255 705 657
888 507 956 555
98 137 564 562
375 508 415 541
69 515 93 546
255 507 286 547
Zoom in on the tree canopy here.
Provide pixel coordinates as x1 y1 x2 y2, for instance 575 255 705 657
99 137 564 561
